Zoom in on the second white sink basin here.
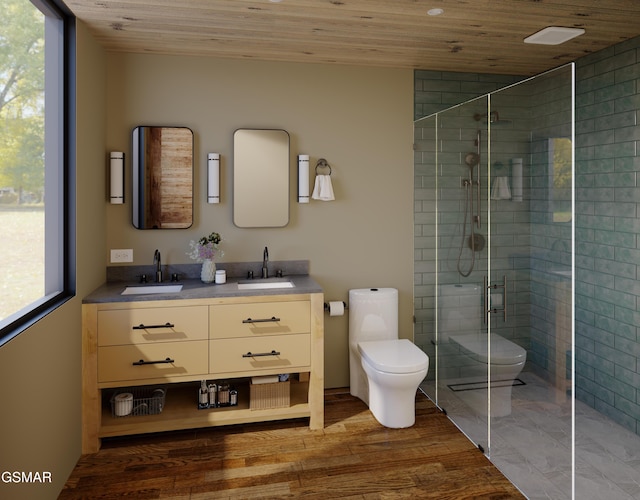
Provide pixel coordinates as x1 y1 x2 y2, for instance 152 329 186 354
121 284 183 295
237 280 294 290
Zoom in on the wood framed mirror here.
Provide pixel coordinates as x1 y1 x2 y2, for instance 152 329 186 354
132 126 193 229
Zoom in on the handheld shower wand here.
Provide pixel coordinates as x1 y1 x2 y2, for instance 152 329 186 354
457 130 482 277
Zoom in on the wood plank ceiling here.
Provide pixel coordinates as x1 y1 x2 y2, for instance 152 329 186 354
65 0 640 75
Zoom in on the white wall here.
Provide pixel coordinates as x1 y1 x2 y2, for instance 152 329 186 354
105 54 414 387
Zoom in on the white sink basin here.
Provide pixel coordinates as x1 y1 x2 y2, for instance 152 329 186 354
237 280 294 290
121 284 183 295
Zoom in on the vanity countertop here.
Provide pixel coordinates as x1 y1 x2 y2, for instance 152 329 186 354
83 274 323 304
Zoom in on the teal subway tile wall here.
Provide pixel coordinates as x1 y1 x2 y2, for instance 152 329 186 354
575 35 640 435
414 71 523 121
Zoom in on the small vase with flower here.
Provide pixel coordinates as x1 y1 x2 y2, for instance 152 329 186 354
188 232 223 283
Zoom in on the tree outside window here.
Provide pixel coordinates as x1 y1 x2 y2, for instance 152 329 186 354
0 0 46 326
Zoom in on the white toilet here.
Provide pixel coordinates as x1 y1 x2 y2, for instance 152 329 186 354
439 284 526 417
349 288 429 428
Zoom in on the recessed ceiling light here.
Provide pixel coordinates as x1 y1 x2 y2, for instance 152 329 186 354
427 8 444 16
524 27 585 45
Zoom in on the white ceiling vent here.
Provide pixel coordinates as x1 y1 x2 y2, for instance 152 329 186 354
524 27 585 45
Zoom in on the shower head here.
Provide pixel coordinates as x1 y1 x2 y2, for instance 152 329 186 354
473 111 500 123
474 110 512 125
465 152 480 168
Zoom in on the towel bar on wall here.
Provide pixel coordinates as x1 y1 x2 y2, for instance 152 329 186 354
484 275 507 324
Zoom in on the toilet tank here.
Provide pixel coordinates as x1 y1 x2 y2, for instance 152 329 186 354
438 284 483 340
348 288 398 346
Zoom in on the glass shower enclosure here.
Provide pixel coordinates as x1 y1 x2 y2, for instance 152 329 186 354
414 64 574 498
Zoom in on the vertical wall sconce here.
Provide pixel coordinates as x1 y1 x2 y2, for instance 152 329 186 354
109 151 124 204
207 153 220 204
298 154 310 203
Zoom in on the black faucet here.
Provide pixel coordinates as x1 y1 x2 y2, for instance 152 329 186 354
262 246 269 279
154 249 162 283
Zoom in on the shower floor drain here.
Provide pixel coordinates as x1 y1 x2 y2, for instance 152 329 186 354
447 378 525 392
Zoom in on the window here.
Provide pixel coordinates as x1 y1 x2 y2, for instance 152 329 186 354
549 137 572 223
0 0 74 345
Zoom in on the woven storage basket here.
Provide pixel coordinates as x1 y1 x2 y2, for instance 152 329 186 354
250 380 290 410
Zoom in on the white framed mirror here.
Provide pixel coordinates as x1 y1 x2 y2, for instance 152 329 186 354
233 128 290 228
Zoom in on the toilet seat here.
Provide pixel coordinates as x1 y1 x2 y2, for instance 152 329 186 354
449 333 526 365
358 339 429 374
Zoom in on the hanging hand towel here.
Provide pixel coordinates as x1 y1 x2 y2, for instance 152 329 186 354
312 174 335 201
491 176 511 200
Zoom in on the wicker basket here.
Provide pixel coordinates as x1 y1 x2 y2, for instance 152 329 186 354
250 381 290 410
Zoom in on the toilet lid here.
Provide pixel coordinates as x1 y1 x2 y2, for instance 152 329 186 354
358 339 429 374
449 333 526 365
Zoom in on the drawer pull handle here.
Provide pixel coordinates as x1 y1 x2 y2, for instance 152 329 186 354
132 357 175 366
242 350 281 358
242 316 281 324
132 322 175 330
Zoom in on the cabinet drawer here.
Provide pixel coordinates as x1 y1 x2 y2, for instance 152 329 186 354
98 306 208 346
210 334 310 374
98 340 208 383
210 301 310 339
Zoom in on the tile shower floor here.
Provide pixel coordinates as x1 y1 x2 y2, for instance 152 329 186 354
423 372 640 499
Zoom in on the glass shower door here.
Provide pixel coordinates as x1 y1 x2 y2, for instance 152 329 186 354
415 95 492 452
486 65 574 498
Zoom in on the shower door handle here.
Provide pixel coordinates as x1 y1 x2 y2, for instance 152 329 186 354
484 275 507 324
475 129 481 229
484 276 489 324
476 177 481 229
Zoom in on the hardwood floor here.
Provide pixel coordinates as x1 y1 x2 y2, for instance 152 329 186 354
61 390 525 499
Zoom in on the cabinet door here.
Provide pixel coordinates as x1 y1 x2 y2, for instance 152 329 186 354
210 334 310 375
98 306 208 346
98 340 208 383
210 301 310 339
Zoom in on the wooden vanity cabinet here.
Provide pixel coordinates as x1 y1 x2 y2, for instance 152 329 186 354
82 293 324 454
